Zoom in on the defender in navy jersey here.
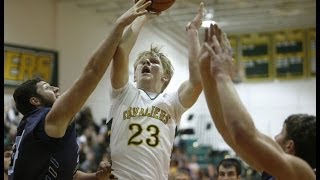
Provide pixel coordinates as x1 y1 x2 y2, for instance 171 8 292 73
9 108 79 180
8 1 152 179
198 24 316 180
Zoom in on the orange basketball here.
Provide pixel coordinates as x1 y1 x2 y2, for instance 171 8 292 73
136 0 176 12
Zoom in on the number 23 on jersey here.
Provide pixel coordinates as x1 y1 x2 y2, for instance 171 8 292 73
128 123 160 147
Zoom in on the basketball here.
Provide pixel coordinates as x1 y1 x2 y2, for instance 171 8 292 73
135 0 176 12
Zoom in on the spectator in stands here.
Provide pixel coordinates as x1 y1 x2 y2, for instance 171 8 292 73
4 142 13 180
217 158 242 180
188 154 200 179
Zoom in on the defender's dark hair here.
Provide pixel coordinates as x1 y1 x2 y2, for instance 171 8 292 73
217 158 242 176
284 114 316 168
13 77 44 115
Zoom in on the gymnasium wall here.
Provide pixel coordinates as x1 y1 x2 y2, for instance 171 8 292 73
4 0 56 49
4 0 316 151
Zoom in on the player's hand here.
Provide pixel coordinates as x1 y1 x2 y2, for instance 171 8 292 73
205 23 231 53
116 0 151 26
186 2 205 31
204 25 234 77
95 161 118 180
198 23 215 65
199 24 234 77
198 43 211 66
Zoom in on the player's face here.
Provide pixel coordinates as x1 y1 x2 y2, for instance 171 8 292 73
175 174 191 180
4 150 12 171
217 166 240 180
135 55 164 87
36 81 60 107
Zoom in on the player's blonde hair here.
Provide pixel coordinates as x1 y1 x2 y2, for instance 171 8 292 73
134 45 174 92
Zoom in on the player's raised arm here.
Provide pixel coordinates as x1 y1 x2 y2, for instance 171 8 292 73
199 24 316 180
45 0 151 138
111 1 155 89
178 2 204 108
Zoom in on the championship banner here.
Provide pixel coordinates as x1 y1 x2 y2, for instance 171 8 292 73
4 44 58 86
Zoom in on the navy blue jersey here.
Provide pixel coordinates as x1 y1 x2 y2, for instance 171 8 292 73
262 169 316 180
8 108 79 180
261 171 276 180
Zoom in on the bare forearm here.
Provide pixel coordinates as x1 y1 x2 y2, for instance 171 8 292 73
199 61 237 146
186 28 201 86
111 15 148 88
73 171 96 180
45 22 127 137
45 0 152 138
200 64 263 171
118 15 148 54
177 29 202 108
86 22 127 77
215 75 317 177
215 73 256 141
62 22 128 118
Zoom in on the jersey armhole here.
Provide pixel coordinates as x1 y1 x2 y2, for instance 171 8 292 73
166 91 188 125
34 119 61 146
110 81 131 99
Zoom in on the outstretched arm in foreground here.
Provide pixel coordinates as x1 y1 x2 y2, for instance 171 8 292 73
45 0 151 138
199 25 316 180
198 24 263 171
178 2 204 108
